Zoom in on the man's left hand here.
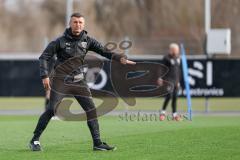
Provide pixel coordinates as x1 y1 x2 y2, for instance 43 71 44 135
120 57 136 65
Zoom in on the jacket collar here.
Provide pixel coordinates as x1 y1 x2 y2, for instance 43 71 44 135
64 28 87 40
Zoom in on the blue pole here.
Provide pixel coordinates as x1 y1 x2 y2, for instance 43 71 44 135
180 44 192 121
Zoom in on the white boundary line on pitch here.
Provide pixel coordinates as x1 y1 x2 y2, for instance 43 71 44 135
1 109 240 116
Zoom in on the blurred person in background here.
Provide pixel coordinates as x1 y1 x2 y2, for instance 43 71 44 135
158 43 181 121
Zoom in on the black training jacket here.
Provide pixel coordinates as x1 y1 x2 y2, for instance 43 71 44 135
39 28 124 79
162 54 181 85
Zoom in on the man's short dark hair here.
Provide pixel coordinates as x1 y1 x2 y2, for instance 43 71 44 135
71 12 84 18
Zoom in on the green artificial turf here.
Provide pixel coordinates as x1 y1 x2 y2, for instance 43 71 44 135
0 115 240 160
1 97 240 112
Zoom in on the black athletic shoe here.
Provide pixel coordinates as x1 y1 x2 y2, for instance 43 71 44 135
29 141 42 151
93 142 116 151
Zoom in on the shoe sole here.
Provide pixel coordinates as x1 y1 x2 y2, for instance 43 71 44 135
93 147 117 151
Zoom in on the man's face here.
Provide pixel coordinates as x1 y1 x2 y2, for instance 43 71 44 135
70 16 85 35
169 47 180 58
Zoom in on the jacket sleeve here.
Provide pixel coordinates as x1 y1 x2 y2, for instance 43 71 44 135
39 40 59 79
158 55 170 80
179 59 182 83
87 37 126 61
162 55 170 67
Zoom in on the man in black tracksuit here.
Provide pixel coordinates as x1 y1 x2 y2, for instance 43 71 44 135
29 13 135 151
158 43 181 121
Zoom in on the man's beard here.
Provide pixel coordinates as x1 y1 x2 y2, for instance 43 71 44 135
72 30 81 36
